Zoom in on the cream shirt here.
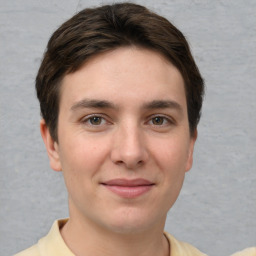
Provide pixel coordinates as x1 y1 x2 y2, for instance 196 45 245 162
15 219 207 256
230 247 256 256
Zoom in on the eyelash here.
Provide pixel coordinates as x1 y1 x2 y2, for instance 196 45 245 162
147 115 174 127
80 114 175 128
81 114 108 126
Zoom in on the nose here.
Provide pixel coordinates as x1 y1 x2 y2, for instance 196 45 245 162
110 123 149 169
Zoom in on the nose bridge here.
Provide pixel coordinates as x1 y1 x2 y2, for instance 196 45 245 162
111 119 148 168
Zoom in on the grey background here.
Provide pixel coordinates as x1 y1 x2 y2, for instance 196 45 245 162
0 0 255 255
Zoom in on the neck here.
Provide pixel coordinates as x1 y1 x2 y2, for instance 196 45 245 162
60 214 170 256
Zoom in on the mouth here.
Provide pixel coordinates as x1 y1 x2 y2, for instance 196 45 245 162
101 179 155 198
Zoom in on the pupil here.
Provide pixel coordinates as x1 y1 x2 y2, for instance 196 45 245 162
153 117 163 125
91 117 101 125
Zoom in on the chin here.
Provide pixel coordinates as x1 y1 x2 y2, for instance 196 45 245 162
103 207 164 234
107 221 151 234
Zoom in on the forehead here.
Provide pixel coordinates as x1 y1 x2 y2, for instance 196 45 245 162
59 47 186 109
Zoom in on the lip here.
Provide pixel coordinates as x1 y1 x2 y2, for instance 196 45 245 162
101 179 155 198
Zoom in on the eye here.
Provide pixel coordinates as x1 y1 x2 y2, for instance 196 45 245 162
149 116 171 126
88 116 103 125
81 115 107 126
151 116 165 125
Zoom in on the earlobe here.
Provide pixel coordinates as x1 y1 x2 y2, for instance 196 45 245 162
40 119 62 172
185 130 197 172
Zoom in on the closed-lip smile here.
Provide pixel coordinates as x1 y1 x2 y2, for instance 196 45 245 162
101 178 155 198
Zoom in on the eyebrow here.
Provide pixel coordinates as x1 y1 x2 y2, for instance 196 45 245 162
70 98 183 114
70 99 117 111
142 100 183 113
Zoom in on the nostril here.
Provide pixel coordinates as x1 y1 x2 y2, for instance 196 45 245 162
114 159 144 169
115 160 124 165
138 160 143 165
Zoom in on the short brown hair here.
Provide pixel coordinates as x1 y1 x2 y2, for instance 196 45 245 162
36 2 204 141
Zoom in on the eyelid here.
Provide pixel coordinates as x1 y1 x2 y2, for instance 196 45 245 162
80 113 110 125
79 113 175 127
146 114 175 125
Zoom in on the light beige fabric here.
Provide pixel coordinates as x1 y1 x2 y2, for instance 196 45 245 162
164 232 207 256
15 219 207 256
231 247 256 256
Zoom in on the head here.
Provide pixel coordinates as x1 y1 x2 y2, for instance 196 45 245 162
36 2 204 142
38 3 205 235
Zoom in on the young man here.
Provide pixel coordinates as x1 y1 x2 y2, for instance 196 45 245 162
15 3 207 256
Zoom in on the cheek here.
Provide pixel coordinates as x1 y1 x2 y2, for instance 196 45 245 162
152 137 190 172
153 140 188 208
58 137 110 206
59 135 110 179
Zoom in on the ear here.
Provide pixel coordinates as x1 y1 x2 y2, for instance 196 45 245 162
40 119 62 172
185 129 197 172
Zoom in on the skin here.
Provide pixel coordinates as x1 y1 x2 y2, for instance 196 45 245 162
41 47 197 256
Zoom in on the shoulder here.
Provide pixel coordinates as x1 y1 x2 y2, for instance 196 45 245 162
13 244 40 256
13 219 70 256
231 247 256 256
164 232 208 256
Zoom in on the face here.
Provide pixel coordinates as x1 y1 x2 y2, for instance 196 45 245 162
41 47 196 234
